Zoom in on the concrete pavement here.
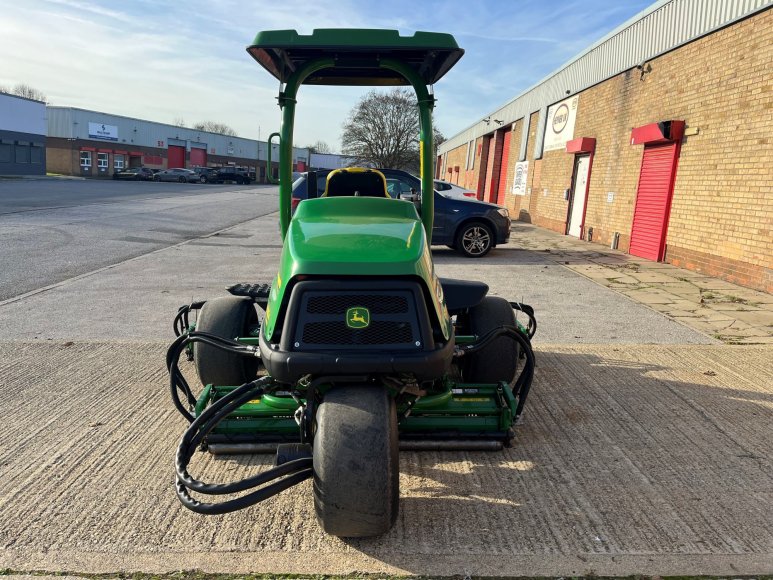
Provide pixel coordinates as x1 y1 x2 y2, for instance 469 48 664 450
0 341 770 577
510 222 773 345
0 204 771 578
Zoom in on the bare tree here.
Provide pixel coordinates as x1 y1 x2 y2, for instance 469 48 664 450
340 88 443 173
0 83 49 102
173 117 187 128
192 121 237 136
306 140 333 154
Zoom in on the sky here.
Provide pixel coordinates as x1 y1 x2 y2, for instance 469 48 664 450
0 0 653 150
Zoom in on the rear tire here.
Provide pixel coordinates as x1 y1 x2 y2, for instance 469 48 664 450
313 386 399 537
194 296 259 387
464 296 519 385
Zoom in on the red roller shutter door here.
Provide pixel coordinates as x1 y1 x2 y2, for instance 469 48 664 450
629 142 680 261
482 137 496 199
168 145 185 168
496 129 511 205
190 148 206 167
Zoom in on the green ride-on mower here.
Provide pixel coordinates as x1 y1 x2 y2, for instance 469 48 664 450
168 29 537 537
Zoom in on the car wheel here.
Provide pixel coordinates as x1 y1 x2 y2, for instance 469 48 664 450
135 175 142 181
177 176 186 183
199 175 207 183
455 221 494 258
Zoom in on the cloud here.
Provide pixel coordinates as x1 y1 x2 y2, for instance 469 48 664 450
1 0 653 149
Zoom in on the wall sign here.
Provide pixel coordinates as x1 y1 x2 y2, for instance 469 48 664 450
88 122 118 141
512 161 529 196
543 96 578 152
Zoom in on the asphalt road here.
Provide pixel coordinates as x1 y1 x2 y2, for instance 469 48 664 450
0 179 279 301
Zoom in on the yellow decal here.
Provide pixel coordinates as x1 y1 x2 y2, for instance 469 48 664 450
346 306 370 329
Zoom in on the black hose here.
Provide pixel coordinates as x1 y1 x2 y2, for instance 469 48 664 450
457 324 535 418
174 375 312 514
166 331 259 423
173 301 206 337
510 302 537 338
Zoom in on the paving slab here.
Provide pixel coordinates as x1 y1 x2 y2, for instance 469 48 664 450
0 341 771 578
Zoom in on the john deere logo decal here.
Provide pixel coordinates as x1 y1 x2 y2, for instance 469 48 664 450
346 307 370 329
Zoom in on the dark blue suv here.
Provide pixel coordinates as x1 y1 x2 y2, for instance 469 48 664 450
291 168 510 257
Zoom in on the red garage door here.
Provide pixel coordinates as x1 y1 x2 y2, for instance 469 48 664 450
168 145 185 169
495 128 511 205
190 147 206 167
629 142 680 261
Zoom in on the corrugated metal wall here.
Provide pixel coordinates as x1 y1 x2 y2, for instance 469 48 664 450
439 0 771 155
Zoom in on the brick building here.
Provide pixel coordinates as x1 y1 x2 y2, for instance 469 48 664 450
46 107 309 182
438 1 772 292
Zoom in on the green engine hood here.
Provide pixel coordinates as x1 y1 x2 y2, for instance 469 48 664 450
288 197 425 271
263 197 450 341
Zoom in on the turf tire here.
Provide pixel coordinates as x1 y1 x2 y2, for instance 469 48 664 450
313 386 399 537
194 296 259 387
464 296 519 385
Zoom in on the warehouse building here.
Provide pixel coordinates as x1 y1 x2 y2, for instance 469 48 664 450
0 93 46 176
437 0 772 292
46 107 309 182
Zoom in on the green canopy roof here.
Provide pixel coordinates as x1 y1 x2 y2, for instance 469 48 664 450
247 29 464 86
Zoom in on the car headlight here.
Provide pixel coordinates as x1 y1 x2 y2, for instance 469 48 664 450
497 208 510 218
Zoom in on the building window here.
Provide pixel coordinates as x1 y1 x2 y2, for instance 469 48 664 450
97 153 109 168
114 155 124 169
15 144 30 164
80 151 92 167
30 146 43 164
0 144 11 163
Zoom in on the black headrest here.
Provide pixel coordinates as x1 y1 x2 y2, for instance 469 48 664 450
325 170 387 197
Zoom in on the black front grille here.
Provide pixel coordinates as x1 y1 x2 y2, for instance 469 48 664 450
307 294 408 315
302 320 414 345
286 284 428 352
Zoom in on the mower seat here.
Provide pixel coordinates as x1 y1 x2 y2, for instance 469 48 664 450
439 277 488 312
322 168 390 198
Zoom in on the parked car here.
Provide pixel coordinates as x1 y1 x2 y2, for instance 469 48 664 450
154 168 199 183
434 179 478 200
291 168 510 257
112 167 154 181
211 167 252 184
192 167 218 183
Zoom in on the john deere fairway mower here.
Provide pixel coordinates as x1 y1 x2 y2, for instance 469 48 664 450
168 29 536 537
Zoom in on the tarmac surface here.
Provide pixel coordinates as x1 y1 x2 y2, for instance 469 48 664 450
1 185 772 578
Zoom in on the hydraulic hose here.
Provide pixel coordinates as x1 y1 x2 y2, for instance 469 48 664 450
510 302 537 339
173 300 206 337
167 331 260 423
455 324 536 418
173 375 312 514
